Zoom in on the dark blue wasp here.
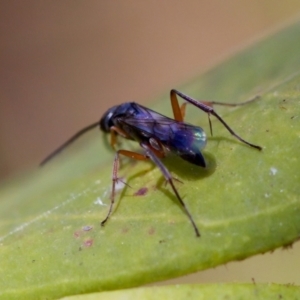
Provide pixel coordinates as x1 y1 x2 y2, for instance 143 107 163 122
41 89 262 237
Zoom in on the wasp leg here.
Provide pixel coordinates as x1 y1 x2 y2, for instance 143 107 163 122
170 90 214 135
180 102 188 120
101 149 149 227
170 89 262 151
170 89 184 122
203 95 260 107
110 126 131 150
140 142 200 237
170 91 214 123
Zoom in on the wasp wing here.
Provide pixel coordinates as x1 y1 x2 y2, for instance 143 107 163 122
121 108 207 167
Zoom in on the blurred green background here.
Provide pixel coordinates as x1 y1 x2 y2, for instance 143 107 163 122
1 0 300 288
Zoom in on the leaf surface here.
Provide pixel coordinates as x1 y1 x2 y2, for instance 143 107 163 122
1 21 300 300
61 284 300 300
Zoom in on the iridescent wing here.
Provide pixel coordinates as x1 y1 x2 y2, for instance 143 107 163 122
121 111 207 167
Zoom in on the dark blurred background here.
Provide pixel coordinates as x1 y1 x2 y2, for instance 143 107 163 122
1 1 300 286
1 1 300 180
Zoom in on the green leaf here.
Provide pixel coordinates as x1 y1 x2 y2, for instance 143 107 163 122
61 283 300 300
1 21 300 300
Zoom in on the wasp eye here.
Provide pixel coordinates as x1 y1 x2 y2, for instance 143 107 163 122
100 109 115 132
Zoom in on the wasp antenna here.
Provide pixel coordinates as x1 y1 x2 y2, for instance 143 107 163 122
40 122 99 166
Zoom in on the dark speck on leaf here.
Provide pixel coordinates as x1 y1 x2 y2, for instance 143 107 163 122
74 231 81 238
122 227 129 234
83 239 94 247
148 227 155 235
83 225 93 231
134 187 148 196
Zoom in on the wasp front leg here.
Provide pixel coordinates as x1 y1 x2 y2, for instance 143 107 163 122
101 149 150 227
110 126 131 150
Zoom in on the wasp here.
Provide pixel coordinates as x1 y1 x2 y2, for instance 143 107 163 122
41 89 262 237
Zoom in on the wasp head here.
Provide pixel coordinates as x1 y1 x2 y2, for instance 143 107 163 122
100 105 119 132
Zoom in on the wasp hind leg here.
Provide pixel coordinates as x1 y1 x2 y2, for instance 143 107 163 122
170 89 262 151
140 142 200 237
